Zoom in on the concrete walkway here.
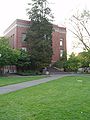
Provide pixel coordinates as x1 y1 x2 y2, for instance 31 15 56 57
0 75 67 94
0 74 75 94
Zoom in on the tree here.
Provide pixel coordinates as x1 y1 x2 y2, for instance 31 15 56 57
69 9 90 51
77 50 90 67
0 37 19 66
26 0 53 70
0 37 19 74
64 53 80 72
16 50 31 71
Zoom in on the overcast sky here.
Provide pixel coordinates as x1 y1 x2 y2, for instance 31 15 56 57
0 0 90 53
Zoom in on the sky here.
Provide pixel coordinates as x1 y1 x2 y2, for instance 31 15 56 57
0 0 90 53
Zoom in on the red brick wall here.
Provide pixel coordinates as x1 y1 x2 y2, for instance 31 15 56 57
52 26 66 63
52 32 60 63
4 19 67 63
16 26 28 48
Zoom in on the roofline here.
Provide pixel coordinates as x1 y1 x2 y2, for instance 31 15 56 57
4 19 66 35
4 19 31 35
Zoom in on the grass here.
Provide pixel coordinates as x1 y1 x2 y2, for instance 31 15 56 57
0 75 46 87
0 76 90 120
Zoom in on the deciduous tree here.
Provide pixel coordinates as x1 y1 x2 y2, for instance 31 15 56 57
69 10 90 51
0 37 19 74
0 37 19 66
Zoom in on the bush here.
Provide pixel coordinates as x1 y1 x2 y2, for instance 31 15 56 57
78 50 90 67
64 53 80 72
17 70 42 76
53 60 64 69
16 50 31 71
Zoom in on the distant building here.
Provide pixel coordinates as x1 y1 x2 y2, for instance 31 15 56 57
4 19 67 63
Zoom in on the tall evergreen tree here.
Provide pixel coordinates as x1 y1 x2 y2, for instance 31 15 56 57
26 0 53 69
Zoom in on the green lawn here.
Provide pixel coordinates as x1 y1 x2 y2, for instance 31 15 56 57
0 76 90 120
0 75 46 87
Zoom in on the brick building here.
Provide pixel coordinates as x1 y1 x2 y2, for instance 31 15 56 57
4 19 67 63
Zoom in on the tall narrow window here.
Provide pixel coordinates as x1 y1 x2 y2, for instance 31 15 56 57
60 38 63 46
60 41 63 46
10 34 14 48
21 33 26 43
60 50 64 57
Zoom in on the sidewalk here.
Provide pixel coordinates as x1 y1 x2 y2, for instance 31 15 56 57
0 75 68 94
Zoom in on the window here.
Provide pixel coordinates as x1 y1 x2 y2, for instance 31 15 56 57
21 47 27 51
60 50 64 57
60 38 63 41
10 34 14 48
60 41 63 46
21 33 26 43
60 38 63 46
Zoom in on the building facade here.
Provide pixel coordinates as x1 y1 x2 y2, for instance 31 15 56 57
4 19 67 63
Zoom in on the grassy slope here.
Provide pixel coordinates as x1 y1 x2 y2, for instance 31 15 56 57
0 76 90 120
0 76 46 87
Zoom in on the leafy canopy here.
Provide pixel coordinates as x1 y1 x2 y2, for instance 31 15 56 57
0 37 19 67
26 0 53 69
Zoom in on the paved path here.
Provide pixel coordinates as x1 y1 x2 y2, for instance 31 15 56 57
0 74 75 94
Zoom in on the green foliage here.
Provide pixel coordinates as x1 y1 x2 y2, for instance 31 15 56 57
16 50 31 71
53 60 64 69
17 70 42 76
27 0 53 21
26 0 53 70
0 37 19 67
78 50 90 67
64 53 80 72
53 50 90 72
53 51 67 69
60 51 67 61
